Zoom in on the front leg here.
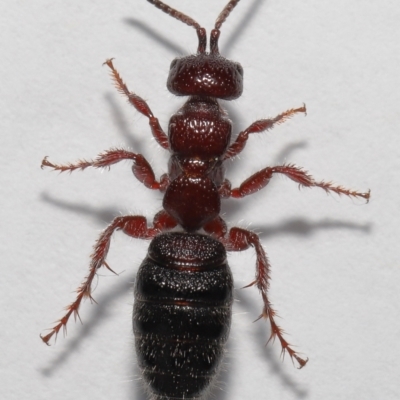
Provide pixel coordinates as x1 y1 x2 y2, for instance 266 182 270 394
104 59 169 150
224 105 306 160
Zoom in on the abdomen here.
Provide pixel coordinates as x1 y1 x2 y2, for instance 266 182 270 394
133 232 233 399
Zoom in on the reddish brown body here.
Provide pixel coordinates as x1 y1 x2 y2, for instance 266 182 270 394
165 97 232 231
41 1 370 399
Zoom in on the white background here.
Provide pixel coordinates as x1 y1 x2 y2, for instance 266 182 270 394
1 0 399 399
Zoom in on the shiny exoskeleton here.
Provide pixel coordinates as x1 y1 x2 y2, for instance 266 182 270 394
41 1 370 399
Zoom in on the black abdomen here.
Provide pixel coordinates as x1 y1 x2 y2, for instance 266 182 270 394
133 232 233 399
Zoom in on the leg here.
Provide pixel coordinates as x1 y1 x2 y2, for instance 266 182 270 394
224 105 306 160
218 179 232 198
205 220 308 368
203 216 228 239
41 149 169 191
103 59 169 150
41 211 177 344
228 164 370 202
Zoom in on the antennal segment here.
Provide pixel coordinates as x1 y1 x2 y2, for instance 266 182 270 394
215 0 241 30
211 0 241 54
146 0 207 53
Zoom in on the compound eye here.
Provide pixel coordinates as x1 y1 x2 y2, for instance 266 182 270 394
236 63 243 77
170 58 178 70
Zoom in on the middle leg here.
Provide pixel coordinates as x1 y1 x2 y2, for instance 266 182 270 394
227 164 370 201
41 149 169 191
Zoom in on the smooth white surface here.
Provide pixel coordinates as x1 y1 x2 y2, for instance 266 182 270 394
1 1 399 399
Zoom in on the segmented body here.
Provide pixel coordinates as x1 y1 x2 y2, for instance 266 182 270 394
41 1 370 399
134 233 232 398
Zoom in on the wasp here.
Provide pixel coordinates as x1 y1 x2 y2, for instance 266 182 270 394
41 1 370 398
